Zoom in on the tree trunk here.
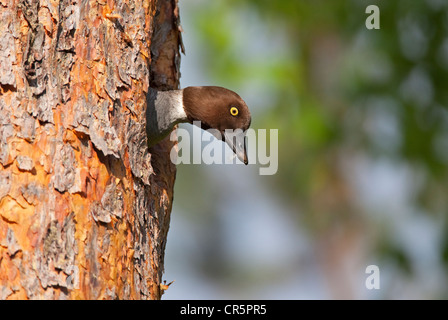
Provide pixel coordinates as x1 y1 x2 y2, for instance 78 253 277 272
0 0 182 299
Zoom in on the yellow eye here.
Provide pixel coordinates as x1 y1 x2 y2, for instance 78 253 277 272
230 107 239 116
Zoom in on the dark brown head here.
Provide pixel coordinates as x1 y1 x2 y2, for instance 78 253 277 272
182 86 251 164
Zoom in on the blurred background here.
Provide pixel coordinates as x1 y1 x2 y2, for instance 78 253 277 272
163 0 448 299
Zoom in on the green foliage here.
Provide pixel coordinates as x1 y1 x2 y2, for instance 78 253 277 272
183 0 448 296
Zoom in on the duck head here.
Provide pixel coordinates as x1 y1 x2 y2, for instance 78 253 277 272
183 86 251 165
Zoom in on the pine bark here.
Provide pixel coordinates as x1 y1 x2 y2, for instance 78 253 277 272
0 0 182 299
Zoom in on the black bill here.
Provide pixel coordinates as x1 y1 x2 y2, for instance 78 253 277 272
223 129 248 165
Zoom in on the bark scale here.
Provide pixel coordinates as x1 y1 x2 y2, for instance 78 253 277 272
0 0 182 299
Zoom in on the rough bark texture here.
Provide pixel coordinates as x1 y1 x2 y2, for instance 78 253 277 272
0 0 182 299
